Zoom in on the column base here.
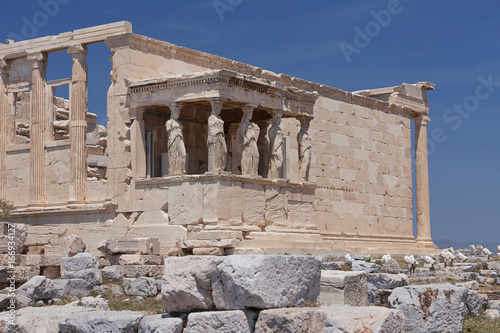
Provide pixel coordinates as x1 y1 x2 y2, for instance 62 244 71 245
27 203 47 209
417 239 436 249
67 200 87 207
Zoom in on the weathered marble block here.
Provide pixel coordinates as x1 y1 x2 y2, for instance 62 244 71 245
318 270 368 306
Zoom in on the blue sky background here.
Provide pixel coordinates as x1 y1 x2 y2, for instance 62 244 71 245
1 0 499 248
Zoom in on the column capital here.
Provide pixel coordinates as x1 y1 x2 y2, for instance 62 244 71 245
26 51 47 63
415 114 430 125
67 44 88 56
208 97 226 116
298 115 312 129
169 102 184 119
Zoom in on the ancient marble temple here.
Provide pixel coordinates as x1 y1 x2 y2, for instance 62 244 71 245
0 22 436 256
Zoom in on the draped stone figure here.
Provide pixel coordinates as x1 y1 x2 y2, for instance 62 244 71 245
257 121 271 178
240 109 259 175
298 117 312 182
166 104 186 175
267 111 284 179
207 99 227 172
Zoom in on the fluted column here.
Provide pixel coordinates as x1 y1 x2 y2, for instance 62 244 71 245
0 59 9 200
415 114 432 243
68 44 88 204
28 52 47 207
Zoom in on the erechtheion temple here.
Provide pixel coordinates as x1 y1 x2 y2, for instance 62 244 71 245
0 22 437 256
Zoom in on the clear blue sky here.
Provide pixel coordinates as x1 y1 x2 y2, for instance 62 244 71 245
1 0 499 247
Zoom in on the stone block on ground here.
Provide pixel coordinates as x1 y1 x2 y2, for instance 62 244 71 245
138 314 183 333
487 261 500 271
25 254 62 267
321 261 343 270
161 256 223 313
318 270 367 307
62 268 102 285
59 310 144 333
367 274 409 307
351 260 382 273
123 277 158 297
388 284 473 333
254 306 405 333
98 238 160 255
122 265 159 278
384 258 401 274
62 253 98 271
18 275 54 300
101 265 124 281
211 255 321 310
61 234 86 257
0 305 92 333
185 310 252 333
0 265 39 284
67 296 110 311
118 254 162 266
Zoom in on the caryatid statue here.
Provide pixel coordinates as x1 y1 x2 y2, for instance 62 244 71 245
297 116 312 182
166 103 186 175
207 98 227 172
267 110 284 179
257 120 271 178
240 105 259 176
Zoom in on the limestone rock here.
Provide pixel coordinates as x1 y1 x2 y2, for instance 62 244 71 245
487 261 500 271
98 238 160 255
388 284 469 333
485 309 500 320
185 310 252 333
351 260 382 273
123 277 158 297
367 273 409 289
138 314 183 333
161 256 223 313
61 234 86 257
122 265 159 278
101 265 124 281
489 299 500 311
211 255 321 310
254 306 405 333
15 290 34 308
465 289 485 316
384 258 401 274
0 294 11 309
321 261 343 270
62 268 103 285
62 253 98 271
456 280 479 290
318 270 367 306
18 275 54 300
0 305 92 333
59 310 144 333
67 296 110 311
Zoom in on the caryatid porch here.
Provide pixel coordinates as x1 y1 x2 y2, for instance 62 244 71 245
126 70 322 243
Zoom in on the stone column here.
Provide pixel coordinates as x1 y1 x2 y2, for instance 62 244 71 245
207 98 227 172
68 44 88 204
415 114 432 243
297 116 312 182
0 59 9 200
240 105 259 176
28 52 48 207
267 110 284 179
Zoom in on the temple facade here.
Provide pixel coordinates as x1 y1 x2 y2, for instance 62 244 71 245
0 22 436 256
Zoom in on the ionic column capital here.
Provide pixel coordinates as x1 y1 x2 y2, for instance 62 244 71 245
415 114 430 125
67 43 88 55
26 51 47 65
